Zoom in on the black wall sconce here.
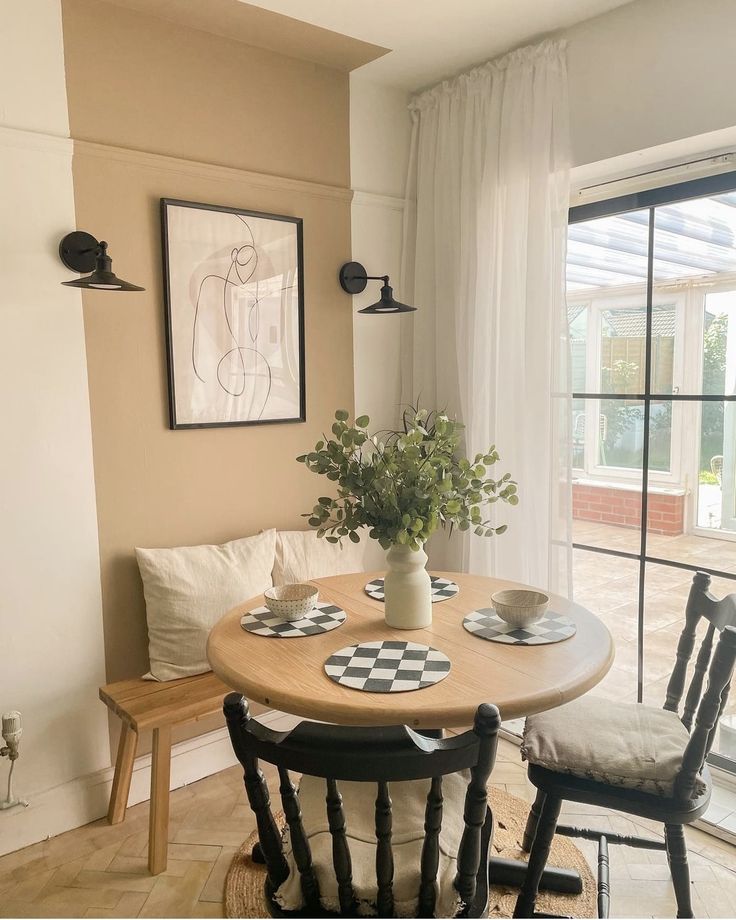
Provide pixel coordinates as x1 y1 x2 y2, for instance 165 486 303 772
58 231 145 291
338 261 416 314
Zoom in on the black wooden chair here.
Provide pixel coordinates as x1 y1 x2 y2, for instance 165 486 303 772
223 694 501 918
514 572 736 919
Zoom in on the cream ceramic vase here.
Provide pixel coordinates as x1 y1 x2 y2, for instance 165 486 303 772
383 544 432 630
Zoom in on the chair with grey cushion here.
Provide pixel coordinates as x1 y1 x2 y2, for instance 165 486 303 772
514 572 736 919
223 694 501 918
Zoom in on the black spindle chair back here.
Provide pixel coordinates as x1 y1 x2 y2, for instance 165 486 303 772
663 572 736 800
224 694 501 918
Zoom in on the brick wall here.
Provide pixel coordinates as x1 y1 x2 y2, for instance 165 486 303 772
573 482 684 535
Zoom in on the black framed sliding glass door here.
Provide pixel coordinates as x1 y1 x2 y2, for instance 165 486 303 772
568 170 736 773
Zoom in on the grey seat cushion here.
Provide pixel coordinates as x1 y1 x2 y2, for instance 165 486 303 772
521 696 693 797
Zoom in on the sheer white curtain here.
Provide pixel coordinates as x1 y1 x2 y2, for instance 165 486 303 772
400 39 572 594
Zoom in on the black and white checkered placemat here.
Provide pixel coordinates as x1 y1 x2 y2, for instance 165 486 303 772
462 609 576 645
324 641 451 693
364 576 460 603
240 602 346 638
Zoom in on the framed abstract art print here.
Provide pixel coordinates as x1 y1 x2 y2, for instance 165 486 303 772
161 198 305 429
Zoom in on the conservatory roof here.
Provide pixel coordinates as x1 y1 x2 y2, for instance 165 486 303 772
567 192 736 292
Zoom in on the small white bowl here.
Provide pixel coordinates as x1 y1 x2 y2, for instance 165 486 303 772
491 589 550 628
264 583 319 621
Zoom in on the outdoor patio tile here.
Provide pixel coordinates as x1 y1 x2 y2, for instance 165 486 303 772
598 605 639 643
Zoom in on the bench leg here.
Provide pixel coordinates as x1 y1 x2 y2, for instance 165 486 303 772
148 725 172 875
108 723 138 825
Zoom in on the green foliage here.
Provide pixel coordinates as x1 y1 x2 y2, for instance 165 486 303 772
701 312 727 473
600 359 642 454
297 407 517 551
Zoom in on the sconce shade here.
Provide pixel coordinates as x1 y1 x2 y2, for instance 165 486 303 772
358 282 417 314
339 261 417 314
59 232 145 292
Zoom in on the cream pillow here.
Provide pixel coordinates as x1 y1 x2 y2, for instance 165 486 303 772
275 772 468 916
272 530 366 585
136 530 276 681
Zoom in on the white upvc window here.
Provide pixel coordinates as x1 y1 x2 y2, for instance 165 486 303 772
569 287 686 488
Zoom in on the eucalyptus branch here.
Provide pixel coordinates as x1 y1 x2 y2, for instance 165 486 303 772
297 408 517 551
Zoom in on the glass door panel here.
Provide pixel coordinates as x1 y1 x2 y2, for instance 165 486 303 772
702 291 736 397
573 549 639 703
642 562 711 709
569 177 736 779
642 565 736 763
567 210 650 294
572 398 643 554
695 398 736 540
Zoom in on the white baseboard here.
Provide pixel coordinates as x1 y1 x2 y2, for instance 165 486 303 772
0 709 291 858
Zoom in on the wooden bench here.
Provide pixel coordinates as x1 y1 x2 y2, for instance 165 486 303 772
99 671 231 874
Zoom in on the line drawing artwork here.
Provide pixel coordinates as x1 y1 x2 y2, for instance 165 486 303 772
162 200 304 429
190 216 273 419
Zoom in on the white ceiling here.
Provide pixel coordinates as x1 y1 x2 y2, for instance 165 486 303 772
242 0 635 89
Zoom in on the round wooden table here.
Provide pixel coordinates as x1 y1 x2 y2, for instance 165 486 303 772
207 571 613 729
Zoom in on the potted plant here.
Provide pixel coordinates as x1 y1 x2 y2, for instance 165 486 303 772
297 408 517 629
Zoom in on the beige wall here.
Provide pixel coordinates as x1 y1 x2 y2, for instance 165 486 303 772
62 0 352 186
61 0 356 703
349 75 412 571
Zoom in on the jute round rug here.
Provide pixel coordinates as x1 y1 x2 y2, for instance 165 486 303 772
224 785 596 918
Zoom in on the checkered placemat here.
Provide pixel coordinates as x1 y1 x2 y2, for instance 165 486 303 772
324 640 451 693
240 602 345 638
364 576 460 603
462 609 576 645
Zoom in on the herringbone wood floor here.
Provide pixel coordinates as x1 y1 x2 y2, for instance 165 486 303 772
1 739 735 918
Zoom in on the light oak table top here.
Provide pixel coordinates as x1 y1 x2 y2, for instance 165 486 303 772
207 571 613 729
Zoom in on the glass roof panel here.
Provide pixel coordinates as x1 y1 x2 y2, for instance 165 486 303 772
568 197 736 293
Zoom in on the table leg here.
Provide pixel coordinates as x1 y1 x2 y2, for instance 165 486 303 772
489 856 582 894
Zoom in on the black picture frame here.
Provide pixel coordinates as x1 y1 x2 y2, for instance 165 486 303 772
160 198 306 430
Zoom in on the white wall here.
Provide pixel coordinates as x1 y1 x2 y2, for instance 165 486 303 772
350 76 412 201
0 1 110 855
566 0 736 169
0 0 70 137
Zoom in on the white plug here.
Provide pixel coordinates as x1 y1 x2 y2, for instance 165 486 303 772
1 712 22 759
1 711 29 810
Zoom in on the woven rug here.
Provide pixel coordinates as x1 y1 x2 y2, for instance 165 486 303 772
224 785 596 918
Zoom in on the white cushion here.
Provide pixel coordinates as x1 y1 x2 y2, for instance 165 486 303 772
275 772 468 917
521 696 692 797
136 530 276 681
272 530 366 585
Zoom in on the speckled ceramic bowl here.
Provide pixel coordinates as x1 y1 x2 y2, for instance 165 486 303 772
491 589 549 628
264 583 319 621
